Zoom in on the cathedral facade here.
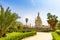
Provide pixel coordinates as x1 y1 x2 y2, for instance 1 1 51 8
35 12 42 28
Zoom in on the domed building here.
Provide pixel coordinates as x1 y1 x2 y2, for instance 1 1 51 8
35 12 42 28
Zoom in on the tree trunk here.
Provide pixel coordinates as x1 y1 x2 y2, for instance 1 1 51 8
0 30 6 38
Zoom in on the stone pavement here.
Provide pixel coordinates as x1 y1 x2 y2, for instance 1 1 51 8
22 32 52 40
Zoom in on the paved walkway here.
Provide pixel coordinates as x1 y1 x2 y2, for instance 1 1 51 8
22 32 52 40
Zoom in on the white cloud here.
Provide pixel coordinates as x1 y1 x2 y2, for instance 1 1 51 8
18 0 60 26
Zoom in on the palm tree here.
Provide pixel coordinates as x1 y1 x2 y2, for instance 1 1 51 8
0 5 20 37
25 18 28 26
47 13 58 30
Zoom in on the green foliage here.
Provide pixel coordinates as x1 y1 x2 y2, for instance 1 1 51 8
56 30 60 35
25 18 28 23
25 18 28 25
0 5 20 37
52 32 60 40
40 30 51 32
47 13 58 30
7 22 23 33
56 21 60 30
0 31 36 40
16 22 23 32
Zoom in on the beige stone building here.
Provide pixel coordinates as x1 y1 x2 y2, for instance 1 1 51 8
35 12 42 28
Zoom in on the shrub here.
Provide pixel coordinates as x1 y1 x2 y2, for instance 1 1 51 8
56 30 60 35
52 32 60 40
0 31 36 40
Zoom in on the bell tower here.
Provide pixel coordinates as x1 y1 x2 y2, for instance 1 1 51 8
35 12 42 27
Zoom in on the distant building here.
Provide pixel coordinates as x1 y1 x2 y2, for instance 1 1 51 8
35 12 42 28
23 12 50 31
35 12 50 31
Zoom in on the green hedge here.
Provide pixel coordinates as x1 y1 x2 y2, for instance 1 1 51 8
56 30 60 35
52 32 60 40
0 31 36 40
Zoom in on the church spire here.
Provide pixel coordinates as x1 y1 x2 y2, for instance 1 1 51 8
38 12 39 16
35 12 42 27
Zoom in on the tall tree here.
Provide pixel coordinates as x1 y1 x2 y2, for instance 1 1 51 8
47 13 58 30
7 21 23 32
0 5 20 37
25 18 28 26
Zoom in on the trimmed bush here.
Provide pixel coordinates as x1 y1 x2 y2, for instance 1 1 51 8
56 30 60 35
0 31 36 40
40 30 51 32
52 32 60 40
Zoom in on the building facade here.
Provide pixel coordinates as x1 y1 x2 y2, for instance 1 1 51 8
35 12 42 28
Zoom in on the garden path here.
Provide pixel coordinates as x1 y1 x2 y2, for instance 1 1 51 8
22 32 52 40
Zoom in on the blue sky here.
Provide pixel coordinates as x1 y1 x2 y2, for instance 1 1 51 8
0 0 60 26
